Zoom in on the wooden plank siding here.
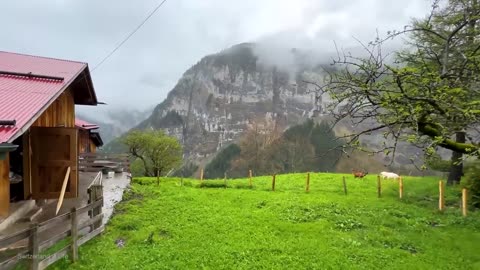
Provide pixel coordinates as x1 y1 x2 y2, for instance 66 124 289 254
32 88 75 128
78 130 91 154
90 141 96 153
22 88 76 200
0 154 10 217
78 129 98 154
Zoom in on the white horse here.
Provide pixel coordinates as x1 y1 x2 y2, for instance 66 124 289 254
379 171 400 180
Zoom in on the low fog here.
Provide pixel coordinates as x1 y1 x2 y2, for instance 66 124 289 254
0 0 432 121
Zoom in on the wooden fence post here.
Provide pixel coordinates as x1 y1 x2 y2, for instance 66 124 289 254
306 173 310 193
343 176 347 195
399 177 404 199
90 185 103 230
462 188 468 217
249 170 253 187
97 186 104 229
272 174 276 191
71 207 78 262
200 168 204 181
224 172 227 189
377 175 382 198
87 188 93 219
29 223 39 270
439 180 445 211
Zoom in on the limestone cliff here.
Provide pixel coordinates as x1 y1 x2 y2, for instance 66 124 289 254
137 43 330 164
135 43 442 173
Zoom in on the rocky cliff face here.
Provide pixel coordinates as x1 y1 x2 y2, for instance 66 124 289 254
137 43 333 163
136 43 445 172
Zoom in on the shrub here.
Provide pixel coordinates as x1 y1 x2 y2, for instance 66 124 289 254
461 160 480 208
425 153 451 172
130 158 146 177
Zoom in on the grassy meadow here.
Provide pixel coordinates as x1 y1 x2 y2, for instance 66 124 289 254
50 173 480 269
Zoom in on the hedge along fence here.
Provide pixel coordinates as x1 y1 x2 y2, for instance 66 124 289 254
195 169 472 217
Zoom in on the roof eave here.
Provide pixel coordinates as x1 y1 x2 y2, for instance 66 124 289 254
72 65 99 106
90 132 104 147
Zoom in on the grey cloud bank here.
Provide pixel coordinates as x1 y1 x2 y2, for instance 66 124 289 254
0 0 432 120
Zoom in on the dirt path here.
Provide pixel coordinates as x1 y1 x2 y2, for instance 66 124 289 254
101 172 131 224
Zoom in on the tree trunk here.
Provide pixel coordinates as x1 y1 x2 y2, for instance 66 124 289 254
447 132 466 185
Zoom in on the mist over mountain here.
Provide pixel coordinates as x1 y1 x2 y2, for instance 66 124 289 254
109 42 436 175
77 107 153 144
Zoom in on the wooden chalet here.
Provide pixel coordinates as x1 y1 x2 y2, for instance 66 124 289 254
75 118 103 154
0 51 100 218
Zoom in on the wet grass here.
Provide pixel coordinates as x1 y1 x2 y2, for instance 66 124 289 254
49 173 480 269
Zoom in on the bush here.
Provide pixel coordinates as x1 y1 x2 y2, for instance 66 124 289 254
425 153 451 172
204 144 241 179
173 162 198 178
130 158 146 177
461 160 480 208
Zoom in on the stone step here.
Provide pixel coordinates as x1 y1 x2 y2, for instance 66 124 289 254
0 200 35 232
18 207 43 222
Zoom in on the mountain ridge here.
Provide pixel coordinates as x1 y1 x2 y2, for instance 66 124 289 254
107 42 444 175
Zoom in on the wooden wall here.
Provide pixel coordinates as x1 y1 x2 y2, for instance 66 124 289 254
0 154 10 217
79 130 91 154
23 88 76 199
32 88 75 128
90 141 97 153
78 130 98 154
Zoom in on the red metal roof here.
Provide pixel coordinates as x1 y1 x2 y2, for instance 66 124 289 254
0 51 94 143
75 118 99 130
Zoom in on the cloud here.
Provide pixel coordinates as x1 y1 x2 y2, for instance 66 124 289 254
0 0 432 120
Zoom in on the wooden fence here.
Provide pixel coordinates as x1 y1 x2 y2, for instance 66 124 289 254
201 169 473 217
0 185 104 270
79 153 130 173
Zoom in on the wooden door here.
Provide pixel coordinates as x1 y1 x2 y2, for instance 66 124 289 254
30 127 78 199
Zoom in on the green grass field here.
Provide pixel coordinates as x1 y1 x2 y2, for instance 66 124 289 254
51 173 480 269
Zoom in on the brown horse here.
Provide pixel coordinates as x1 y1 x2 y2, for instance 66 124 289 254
352 169 368 178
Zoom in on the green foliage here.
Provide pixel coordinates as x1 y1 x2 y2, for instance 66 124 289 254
309 121 344 171
204 143 241 179
51 173 480 269
130 158 146 177
323 1 480 159
425 152 452 172
210 119 344 177
279 119 343 172
122 130 182 177
172 161 198 178
461 160 480 207
101 136 128 154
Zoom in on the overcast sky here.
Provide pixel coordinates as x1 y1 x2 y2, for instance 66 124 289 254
0 0 432 119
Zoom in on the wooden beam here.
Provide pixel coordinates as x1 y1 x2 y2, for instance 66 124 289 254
0 70 64 81
56 167 71 215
